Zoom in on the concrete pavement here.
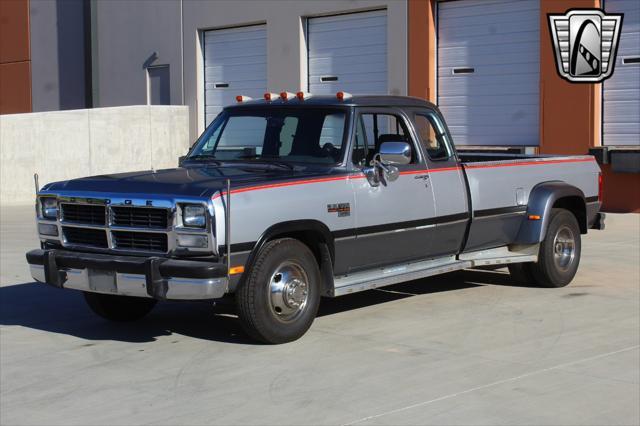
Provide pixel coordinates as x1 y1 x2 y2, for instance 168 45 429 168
1 205 638 425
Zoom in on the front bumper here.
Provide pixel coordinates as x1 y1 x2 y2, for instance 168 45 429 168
26 249 228 300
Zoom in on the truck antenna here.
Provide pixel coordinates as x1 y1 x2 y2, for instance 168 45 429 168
33 173 39 194
225 178 231 282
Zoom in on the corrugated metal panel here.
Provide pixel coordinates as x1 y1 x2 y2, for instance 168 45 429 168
437 0 540 146
308 10 387 95
604 0 640 146
203 25 267 126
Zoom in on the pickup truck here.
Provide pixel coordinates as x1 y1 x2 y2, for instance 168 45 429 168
26 93 605 343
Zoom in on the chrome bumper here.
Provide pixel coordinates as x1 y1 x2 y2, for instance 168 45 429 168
26 249 228 300
29 265 227 300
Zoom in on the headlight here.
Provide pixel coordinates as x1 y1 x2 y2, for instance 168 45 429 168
182 204 206 228
40 197 58 220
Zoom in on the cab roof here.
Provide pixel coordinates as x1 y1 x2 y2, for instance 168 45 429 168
225 95 437 110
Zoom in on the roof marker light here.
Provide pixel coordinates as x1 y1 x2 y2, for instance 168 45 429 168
264 92 278 101
279 91 295 101
336 91 352 101
296 91 312 100
235 95 252 103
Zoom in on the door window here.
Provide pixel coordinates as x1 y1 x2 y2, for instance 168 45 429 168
352 112 416 165
414 113 453 161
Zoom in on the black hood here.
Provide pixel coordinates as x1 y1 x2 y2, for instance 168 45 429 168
43 164 339 199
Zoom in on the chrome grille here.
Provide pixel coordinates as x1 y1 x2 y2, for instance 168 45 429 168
61 204 106 225
63 226 109 248
111 206 169 229
41 198 212 255
112 231 168 252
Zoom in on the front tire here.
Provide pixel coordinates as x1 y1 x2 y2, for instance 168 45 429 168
83 292 157 321
510 208 581 288
236 238 321 344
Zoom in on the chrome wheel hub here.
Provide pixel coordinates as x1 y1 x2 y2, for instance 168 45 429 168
269 261 309 322
553 225 576 271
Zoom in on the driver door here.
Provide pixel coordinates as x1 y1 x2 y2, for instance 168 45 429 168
347 108 438 272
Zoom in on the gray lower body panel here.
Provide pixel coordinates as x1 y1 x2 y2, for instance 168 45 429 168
332 244 538 297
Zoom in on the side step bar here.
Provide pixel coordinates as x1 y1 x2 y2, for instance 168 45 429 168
331 245 539 297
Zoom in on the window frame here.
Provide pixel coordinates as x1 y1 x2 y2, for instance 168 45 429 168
349 107 426 168
410 108 457 163
187 106 353 166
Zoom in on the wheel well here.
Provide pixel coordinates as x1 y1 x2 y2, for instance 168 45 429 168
266 230 333 267
264 229 335 296
553 196 587 233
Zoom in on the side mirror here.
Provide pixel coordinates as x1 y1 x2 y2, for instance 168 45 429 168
379 142 412 165
178 155 186 167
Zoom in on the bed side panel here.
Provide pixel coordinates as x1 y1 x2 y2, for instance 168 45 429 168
463 157 599 251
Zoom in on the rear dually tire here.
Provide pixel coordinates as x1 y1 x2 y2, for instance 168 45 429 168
509 208 582 288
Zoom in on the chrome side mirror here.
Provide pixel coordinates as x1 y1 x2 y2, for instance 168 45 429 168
379 142 412 165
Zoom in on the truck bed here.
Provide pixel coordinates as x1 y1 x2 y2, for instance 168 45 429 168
458 154 599 251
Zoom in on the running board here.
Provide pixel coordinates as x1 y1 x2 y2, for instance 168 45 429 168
331 244 539 297
458 244 539 266
332 256 470 297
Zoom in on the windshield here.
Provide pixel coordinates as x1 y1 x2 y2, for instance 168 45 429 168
188 107 349 165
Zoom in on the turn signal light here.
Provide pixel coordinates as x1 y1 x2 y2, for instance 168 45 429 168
229 265 245 275
235 95 252 102
264 92 278 101
528 214 541 220
598 172 603 202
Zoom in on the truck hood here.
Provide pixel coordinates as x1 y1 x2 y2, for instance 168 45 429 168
42 165 336 199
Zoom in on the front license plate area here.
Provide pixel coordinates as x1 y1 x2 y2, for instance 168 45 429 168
88 269 117 293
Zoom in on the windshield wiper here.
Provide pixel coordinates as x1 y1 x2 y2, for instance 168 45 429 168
185 155 222 164
236 155 295 171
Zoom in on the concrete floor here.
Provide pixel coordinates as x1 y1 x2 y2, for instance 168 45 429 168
1 205 638 426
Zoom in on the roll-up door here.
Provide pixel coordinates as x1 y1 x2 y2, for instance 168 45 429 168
437 0 540 146
603 0 640 146
203 25 267 126
308 10 387 95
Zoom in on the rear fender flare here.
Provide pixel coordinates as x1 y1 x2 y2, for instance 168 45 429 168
515 182 586 244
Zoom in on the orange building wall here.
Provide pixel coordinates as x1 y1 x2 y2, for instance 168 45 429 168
539 0 600 156
0 0 32 114
408 0 437 103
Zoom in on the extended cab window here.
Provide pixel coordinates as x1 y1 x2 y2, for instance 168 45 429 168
189 108 347 164
414 113 453 161
352 112 416 166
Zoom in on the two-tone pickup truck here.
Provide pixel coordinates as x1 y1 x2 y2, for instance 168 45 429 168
26 93 605 343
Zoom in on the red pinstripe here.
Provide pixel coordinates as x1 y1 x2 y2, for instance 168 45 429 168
210 157 595 200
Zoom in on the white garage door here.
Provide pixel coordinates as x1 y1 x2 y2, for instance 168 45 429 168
604 0 640 146
204 25 267 126
437 0 540 146
308 10 387 95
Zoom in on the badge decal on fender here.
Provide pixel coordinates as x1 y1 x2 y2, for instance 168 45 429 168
328 203 351 217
